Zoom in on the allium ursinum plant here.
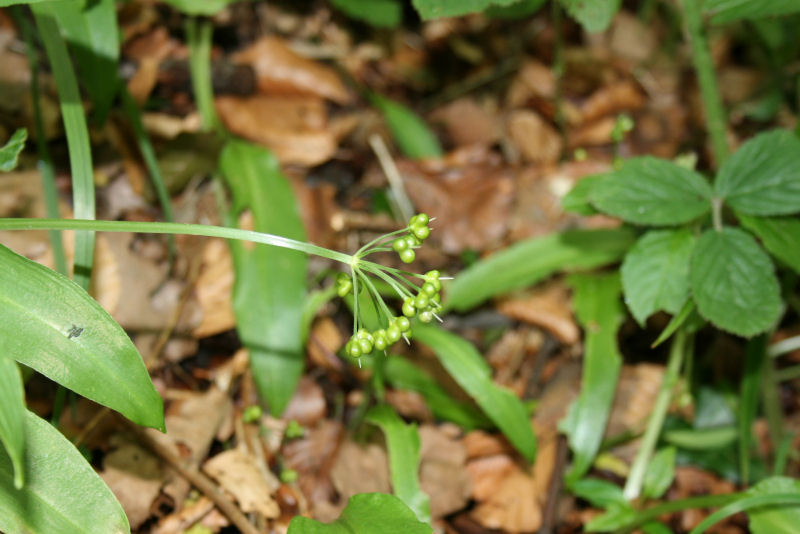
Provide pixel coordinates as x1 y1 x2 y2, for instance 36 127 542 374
337 213 445 360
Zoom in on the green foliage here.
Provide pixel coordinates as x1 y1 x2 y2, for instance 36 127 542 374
486 0 547 19
738 215 800 274
220 140 308 416
0 410 130 534
0 243 164 429
371 94 443 160
163 0 238 15
620 229 695 326
561 175 601 215
561 273 624 485
642 447 676 500
704 0 800 24
446 228 635 311
747 477 800 534
663 426 737 450
413 324 537 462
559 0 621 33
0 357 25 489
288 493 432 533
571 478 626 508
0 129 26 172
689 228 782 336
588 157 713 226
411 0 522 19
331 0 403 27
366 405 431 523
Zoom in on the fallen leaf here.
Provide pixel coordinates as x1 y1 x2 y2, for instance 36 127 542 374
283 420 343 513
466 454 516 501
330 439 391 499
430 98 502 147
283 376 327 427
608 12 656 64
193 238 235 338
101 442 164 529
497 281 580 345
470 468 542 533
419 425 471 518
203 448 281 518
578 80 646 125
506 110 562 164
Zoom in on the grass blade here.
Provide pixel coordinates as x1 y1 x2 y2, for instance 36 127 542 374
0 356 25 489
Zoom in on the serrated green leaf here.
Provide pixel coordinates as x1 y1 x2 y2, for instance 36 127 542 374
689 227 782 336
411 0 520 19
562 273 624 485
220 139 308 416
621 229 695 325
0 243 163 429
559 0 621 33
642 447 676 500
288 493 432 533
163 0 237 15
748 477 800 534
0 410 129 534
0 129 26 172
715 130 800 216
366 405 431 523
371 94 443 160
446 227 635 312
331 0 403 27
705 0 800 24
589 157 713 225
413 324 537 462
738 214 800 274
0 356 25 489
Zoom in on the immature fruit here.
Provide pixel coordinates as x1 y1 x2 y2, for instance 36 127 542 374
415 294 429 309
358 338 373 354
392 238 408 252
422 282 437 296
399 249 415 263
386 325 401 343
414 213 430 226
374 332 387 351
402 297 416 317
418 310 433 323
413 225 430 240
396 316 411 332
336 273 353 297
348 343 362 358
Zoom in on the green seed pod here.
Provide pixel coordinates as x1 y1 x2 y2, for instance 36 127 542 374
374 334 387 351
405 234 421 247
415 213 430 226
392 237 408 252
425 270 440 280
415 293 429 309
402 297 416 317
422 282 437 296
418 310 433 323
396 316 411 332
358 338 373 354
357 329 373 343
413 225 430 240
400 249 415 263
348 343 362 358
386 325 401 343
432 293 441 304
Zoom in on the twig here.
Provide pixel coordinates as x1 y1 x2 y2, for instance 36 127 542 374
369 134 414 222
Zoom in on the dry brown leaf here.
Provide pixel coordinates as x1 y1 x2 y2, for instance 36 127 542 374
232 36 351 104
216 95 337 166
385 389 433 422
283 420 343 512
506 60 556 108
330 439 391 499
193 238 235 338
578 80 646 125
283 376 327 427
506 110 562 164
608 12 656 63
152 496 215 534
463 430 515 459
497 281 579 344
567 116 617 148
307 317 345 371
101 442 164 529
466 454 516 501
430 98 502 147
203 448 281 518
470 468 542 533
419 425 471 518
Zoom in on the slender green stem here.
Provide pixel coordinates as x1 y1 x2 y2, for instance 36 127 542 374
357 227 409 258
681 0 729 166
761 350 784 462
688 494 800 534
623 329 688 500
775 365 800 382
0 218 354 264
624 493 741 530
739 335 765 486
186 17 219 132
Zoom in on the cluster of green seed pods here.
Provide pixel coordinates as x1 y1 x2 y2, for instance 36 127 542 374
392 213 432 263
344 316 412 358
401 270 442 323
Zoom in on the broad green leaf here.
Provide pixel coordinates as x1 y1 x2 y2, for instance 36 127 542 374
621 229 695 325
586 503 636 532
446 227 635 312
0 410 129 534
371 94 443 160
641 522 675 534
642 447 676 499
220 139 308 416
559 0 621 33
705 0 800 24
589 157 713 225
384 356 492 431
689 227 782 336
413 324 537 462
411 0 521 19
715 130 800 216
570 478 626 508
748 477 800 534
366 405 431 523
331 0 403 27
0 129 26 172
0 356 25 489
0 0 69 5
288 493 432 534
562 175 601 215
562 273 624 485
0 243 163 429
163 0 237 15
664 426 738 450
738 214 800 274
51 0 120 123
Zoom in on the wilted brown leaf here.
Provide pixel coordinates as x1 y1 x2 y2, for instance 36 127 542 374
193 238 235 338
330 439 391 499
283 376 327 427
470 468 542 533
283 421 343 513
430 98 502 147
203 448 280 518
101 442 165 529
506 110 562 165
419 425 471 518
497 281 579 345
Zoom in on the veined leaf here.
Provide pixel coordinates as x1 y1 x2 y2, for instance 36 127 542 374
621 229 695 325
562 175 601 215
0 243 163 429
589 157 713 225
220 139 308 416
0 410 129 534
705 0 800 24
748 476 800 534
559 0 621 33
413 324 537 462
689 228 782 336
366 405 431 523
411 0 521 19
288 493 432 533
738 214 800 274
715 130 800 216
446 227 635 312
642 447 676 500
0 356 25 489
331 0 403 27
0 129 26 172
371 94 443 160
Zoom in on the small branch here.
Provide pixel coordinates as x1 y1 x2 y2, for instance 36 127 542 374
369 134 414 222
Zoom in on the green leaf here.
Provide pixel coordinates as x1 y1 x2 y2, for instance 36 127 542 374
371 94 443 160
621 229 695 325
411 0 521 19
163 0 237 15
331 0 403 27
50 0 120 124
220 139 308 416
715 130 800 216
562 273 624 485
383 356 491 430
570 478 626 508
446 227 635 312
650 300 699 348
486 0 546 18
589 157 713 225
0 129 26 172
0 410 129 534
641 521 675 534
705 0 800 24
562 175 601 215
642 447 676 500
748 477 800 534
366 405 431 523
0 356 25 489
586 503 637 532
663 427 738 450
738 214 800 274
0 0 67 5
413 324 537 462
559 0 621 33
689 227 782 336
288 492 432 533
0 243 163 429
